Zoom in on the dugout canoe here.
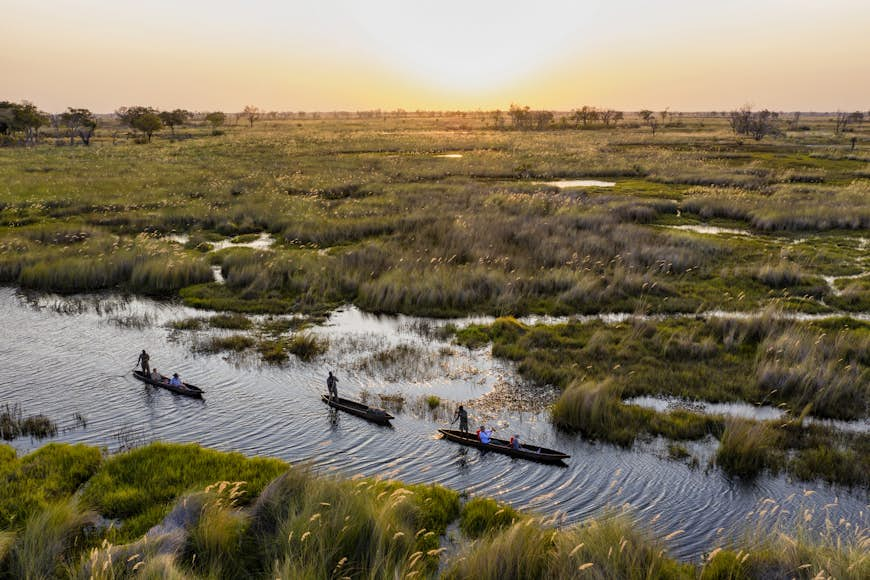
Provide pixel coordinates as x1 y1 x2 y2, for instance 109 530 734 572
133 370 204 399
438 429 570 464
321 394 394 425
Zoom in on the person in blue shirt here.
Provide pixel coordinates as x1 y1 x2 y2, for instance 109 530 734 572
476 425 493 444
510 434 521 449
169 373 182 387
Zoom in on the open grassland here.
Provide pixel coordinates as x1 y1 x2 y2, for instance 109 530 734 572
1 114 868 316
0 442 866 579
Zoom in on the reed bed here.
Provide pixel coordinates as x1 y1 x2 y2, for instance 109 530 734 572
1 441 867 578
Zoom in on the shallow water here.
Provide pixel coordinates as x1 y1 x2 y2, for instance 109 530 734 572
625 396 870 434
664 224 753 236
164 233 275 252
540 179 616 188
1 287 866 560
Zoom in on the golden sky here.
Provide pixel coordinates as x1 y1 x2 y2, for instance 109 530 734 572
4 0 869 112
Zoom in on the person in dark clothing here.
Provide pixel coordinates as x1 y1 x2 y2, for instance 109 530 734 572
452 405 469 433
137 350 150 376
326 371 338 400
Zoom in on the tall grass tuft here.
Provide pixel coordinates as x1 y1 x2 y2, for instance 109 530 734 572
129 256 213 295
5 501 96 579
445 513 694 579
459 497 521 538
714 419 783 478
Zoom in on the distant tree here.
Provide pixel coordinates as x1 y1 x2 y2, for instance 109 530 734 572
639 110 657 134
116 106 162 142
730 106 780 140
659 107 670 124
0 101 48 145
158 109 190 135
532 110 554 130
834 111 864 134
571 105 599 127
508 104 532 129
205 111 226 134
243 105 261 127
600 110 622 127
491 109 505 129
60 107 97 145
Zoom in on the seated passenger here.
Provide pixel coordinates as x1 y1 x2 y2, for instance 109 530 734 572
510 434 521 449
477 425 493 444
169 373 182 387
150 368 162 382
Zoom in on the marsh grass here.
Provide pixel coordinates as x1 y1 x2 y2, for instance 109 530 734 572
81 442 286 541
3 501 97 580
459 497 521 539
714 419 783 478
199 334 256 353
286 333 328 361
209 313 253 330
0 442 101 528
2 118 866 317
445 513 694 580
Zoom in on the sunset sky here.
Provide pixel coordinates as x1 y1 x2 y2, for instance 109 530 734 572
4 0 869 113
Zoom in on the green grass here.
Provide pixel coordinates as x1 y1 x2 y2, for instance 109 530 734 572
714 419 783 478
2 116 866 318
445 513 695 580
459 497 521 539
209 313 254 330
0 443 102 529
80 442 287 541
0 440 866 578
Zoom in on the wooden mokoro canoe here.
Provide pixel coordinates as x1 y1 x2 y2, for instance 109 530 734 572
133 370 204 399
438 429 570 464
321 394 394 425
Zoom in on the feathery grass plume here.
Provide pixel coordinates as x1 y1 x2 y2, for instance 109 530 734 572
756 325 869 420
5 501 97 579
445 512 693 579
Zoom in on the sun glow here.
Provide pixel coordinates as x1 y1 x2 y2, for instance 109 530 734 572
2 0 869 111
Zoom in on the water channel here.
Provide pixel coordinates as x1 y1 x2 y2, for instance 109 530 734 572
1 287 866 560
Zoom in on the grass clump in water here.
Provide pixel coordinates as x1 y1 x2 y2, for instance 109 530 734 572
287 332 328 361
209 313 253 330
426 395 441 410
714 419 783 478
200 334 256 353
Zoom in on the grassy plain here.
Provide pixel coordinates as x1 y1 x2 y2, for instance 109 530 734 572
1 114 867 316
1 114 868 486
1 442 866 579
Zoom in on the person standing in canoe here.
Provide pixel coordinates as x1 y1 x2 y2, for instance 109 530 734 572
452 405 469 433
137 350 151 376
326 371 338 401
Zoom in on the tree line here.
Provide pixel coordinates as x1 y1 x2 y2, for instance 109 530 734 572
0 102 268 146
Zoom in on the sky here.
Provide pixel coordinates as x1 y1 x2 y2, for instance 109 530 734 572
3 0 869 113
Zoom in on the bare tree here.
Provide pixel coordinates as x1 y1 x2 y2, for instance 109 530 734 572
243 105 261 128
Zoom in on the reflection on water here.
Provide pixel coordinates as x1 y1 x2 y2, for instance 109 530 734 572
540 179 616 188
0 287 867 560
625 396 870 434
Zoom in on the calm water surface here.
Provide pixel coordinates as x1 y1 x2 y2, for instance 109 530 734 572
1 287 866 560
